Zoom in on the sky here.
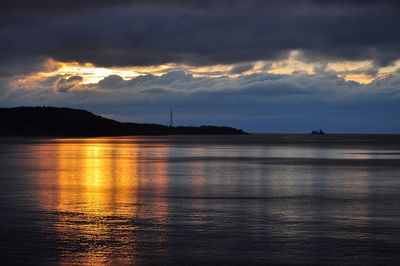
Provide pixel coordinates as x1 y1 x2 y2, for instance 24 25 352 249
1 0 400 133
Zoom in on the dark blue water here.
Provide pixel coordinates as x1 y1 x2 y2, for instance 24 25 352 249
0 135 400 265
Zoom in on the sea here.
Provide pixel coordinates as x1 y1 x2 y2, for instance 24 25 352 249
0 134 400 265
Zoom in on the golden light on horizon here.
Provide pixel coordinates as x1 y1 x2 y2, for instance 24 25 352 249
54 61 140 84
267 51 317 75
340 74 375 84
49 60 239 82
10 55 400 90
326 60 374 73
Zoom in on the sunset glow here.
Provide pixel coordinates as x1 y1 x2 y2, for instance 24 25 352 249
2 0 400 264
12 55 398 91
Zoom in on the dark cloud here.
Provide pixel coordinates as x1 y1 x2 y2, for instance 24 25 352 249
230 64 254 74
0 0 399 71
98 75 124 89
54 75 83 92
0 56 50 77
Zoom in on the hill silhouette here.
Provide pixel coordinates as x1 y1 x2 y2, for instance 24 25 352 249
0 107 246 136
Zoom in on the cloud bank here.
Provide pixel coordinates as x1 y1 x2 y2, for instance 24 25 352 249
1 0 400 74
2 70 399 132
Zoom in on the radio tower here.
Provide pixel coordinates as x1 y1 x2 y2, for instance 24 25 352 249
169 107 173 127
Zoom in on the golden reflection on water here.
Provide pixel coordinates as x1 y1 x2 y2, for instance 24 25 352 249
29 138 388 265
36 138 169 265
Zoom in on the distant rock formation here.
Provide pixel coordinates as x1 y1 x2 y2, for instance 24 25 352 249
0 107 247 136
311 129 325 135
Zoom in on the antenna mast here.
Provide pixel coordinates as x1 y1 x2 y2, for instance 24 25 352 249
169 107 173 127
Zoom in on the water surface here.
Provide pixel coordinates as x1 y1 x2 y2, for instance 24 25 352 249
0 135 400 265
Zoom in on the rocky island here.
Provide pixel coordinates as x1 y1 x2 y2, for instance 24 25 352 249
0 107 246 136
